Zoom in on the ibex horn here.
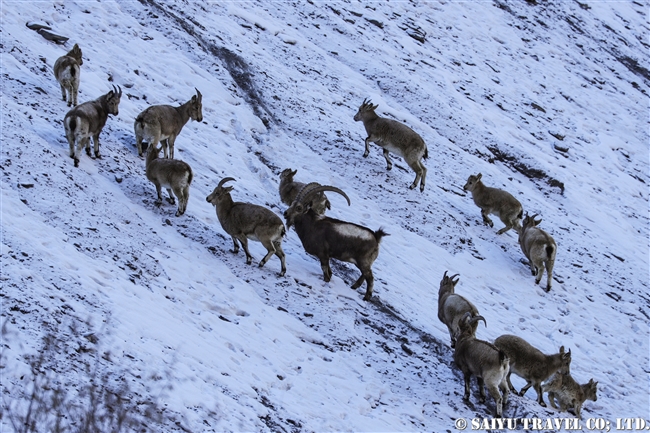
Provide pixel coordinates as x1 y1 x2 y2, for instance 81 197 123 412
296 183 350 207
218 177 236 188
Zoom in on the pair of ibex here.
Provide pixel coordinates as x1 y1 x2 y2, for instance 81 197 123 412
438 272 597 418
463 173 557 291
205 171 387 301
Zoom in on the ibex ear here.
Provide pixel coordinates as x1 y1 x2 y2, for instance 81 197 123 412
291 169 298 176
225 186 234 192
371 104 378 110
476 173 483 180
559 345 565 354
534 218 542 226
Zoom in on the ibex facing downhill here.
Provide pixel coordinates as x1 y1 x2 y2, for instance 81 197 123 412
134 89 203 158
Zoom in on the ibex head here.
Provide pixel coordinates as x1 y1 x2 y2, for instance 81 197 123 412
68 43 83 65
280 168 298 182
206 177 236 205
463 173 483 192
522 212 542 230
353 98 379 121
458 312 487 339
439 270 460 295
105 85 122 116
284 182 350 228
190 88 203 122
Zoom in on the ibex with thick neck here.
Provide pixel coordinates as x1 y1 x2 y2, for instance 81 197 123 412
284 183 387 301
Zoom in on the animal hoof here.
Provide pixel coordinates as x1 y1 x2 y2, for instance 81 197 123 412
386 165 392 171
85 148 91 156
363 295 372 301
278 271 286 277
409 183 416 190
420 185 425 192
362 152 369 158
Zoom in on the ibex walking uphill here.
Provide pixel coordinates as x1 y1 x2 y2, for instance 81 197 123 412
53 43 83 107
63 85 122 167
206 178 287 276
284 183 387 301
353 99 428 192
437 271 481 348
518 213 557 292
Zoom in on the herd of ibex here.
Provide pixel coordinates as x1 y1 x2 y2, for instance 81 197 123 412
53 41 596 419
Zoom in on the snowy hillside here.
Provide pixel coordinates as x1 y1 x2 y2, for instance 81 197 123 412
2 1 648 431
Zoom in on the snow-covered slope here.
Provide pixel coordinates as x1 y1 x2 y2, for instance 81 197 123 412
2 1 648 431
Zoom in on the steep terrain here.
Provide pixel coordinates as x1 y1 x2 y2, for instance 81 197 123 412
2 1 648 431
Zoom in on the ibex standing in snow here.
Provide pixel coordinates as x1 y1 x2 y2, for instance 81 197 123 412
53 43 83 107
284 183 388 301
518 213 557 292
63 85 122 167
134 89 203 158
145 145 193 217
463 173 523 235
353 99 428 192
453 313 510 417
494 334 571 407
437 271 481 348
206 178 287 276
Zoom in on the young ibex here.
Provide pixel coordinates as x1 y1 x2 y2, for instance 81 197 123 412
353 99 428 192
494 334 571 407
519 213 557 292
437 271 481 348
454 312 510 417
284 183 388 301
206 178 286 276
63 85 122 167
279 168 330 215
134 89 203 158
145 145 193 217
53 43 83 107
463 173 523 235
542 372 598 419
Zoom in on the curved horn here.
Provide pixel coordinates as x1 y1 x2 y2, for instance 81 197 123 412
443 270 448 279
218 177 236 188
470 315 487 328
195 87 202 99
297 183 351 207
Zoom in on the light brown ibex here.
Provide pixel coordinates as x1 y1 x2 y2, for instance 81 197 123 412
145 145 193 217
206 178 287 276
494 334 571 407
53 43 83 107
63 85 122 167
353 99 428 192
463 173 523 235
134 89 203 158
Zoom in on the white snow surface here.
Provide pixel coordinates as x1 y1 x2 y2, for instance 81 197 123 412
2 1 649 431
